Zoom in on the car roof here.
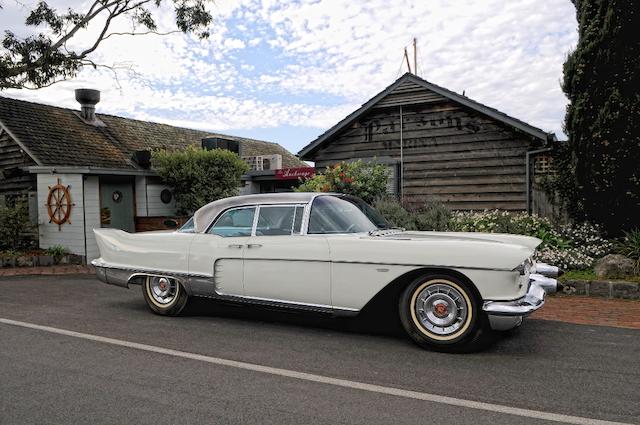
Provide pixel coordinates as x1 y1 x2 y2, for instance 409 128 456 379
193 192 340 233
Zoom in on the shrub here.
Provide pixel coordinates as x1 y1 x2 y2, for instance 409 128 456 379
296 160 389 204
535 247 597 271
448 210 557 240
45 245 69 259
414 201 451 231
152 145 249 215
535 222 613 270
616 229 640 269
0 201 35 251
370 200 617 271
443 209 614 270
372 198 418 230
372 199 451 231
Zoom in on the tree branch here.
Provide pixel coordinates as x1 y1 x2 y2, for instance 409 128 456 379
102 30 182 41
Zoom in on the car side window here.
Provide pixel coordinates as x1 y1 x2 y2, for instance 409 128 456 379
256 205 302 236
208 207 255 237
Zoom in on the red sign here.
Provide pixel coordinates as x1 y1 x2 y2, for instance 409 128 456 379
275 167 316 180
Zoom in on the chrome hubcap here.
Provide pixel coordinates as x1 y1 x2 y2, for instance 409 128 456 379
149 277 177 305
415 283 468 335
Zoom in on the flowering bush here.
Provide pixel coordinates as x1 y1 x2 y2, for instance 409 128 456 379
295 160 389 204
446 210 614 270
616 229 640 269
448 210 556 240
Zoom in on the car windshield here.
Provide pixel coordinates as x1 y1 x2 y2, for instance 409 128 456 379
308 195 390 234
178 217 195 233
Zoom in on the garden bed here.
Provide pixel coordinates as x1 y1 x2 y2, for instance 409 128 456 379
0 248 84 269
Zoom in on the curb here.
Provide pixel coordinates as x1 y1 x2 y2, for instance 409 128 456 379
560 279 640 300
0 265 95 277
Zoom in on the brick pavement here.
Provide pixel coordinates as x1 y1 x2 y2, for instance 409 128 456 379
532 295 640 330
0 265 93 277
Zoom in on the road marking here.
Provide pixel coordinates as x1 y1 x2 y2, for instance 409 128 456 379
0 317 630 425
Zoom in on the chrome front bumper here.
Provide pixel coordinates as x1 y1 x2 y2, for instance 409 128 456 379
482 264 559 331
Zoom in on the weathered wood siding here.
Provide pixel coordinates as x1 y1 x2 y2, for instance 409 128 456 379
0 128 36 196
37 173 86 256
312 82 534 211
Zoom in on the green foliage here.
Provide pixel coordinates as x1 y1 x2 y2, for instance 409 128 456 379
553 0 640 234
152 145 249 215
448 210 555 239
414 202 452 232
372 198 451 231
616 229 640 268
44 245 68 258
371 201 616 271
1 1 213 89
295 160 389 204
0 201 35 251
372 198 419 230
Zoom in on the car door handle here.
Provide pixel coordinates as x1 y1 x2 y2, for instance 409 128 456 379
247 244 262 248
227 244 244 248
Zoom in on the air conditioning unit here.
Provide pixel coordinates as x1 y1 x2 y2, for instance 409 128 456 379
242 154 282 171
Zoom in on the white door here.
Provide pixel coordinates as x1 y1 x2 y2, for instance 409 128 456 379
188 206 256 297
243 205 331 307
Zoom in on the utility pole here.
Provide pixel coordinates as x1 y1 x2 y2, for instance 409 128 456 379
413 38 417 76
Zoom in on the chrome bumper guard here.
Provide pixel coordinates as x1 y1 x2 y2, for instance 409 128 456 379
532 262 564 278
483 273 558 317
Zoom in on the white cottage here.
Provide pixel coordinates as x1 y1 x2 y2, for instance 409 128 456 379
0 90 307 262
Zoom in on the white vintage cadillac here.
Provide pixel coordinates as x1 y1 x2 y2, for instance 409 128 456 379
92 193 561 351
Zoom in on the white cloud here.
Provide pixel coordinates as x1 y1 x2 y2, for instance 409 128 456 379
1 0 577 151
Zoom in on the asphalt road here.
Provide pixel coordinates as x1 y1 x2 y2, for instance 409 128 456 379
0 275 639 425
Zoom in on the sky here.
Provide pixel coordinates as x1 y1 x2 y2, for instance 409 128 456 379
1 0 578 155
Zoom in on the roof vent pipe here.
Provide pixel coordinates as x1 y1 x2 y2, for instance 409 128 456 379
75 88 100 122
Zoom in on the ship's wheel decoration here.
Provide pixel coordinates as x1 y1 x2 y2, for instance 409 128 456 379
46 178 75 231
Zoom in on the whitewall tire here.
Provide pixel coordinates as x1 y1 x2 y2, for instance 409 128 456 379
141 276 189 316
399 274 488 352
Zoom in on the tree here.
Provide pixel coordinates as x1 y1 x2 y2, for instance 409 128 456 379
555 0 640 234
295 160 389 204
152 145 249 215
0 0 212 89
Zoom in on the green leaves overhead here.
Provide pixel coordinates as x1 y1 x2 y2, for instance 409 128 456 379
1 0 214 89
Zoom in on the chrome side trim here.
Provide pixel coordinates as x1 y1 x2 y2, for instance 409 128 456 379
91 261 359 317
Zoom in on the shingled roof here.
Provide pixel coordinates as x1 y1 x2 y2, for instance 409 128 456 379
0 96 306 170
298 73 556 159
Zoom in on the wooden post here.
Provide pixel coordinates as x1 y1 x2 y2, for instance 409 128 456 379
413 38 417 76
403 48 412 74
399 105 404 204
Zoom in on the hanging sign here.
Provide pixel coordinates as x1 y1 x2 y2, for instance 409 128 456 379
275 167 316 180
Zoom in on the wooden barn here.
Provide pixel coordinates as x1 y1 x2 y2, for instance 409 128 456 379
298 73 557 212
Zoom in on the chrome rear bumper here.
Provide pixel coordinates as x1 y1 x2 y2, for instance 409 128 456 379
92 261 134 288
482 272 558 331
